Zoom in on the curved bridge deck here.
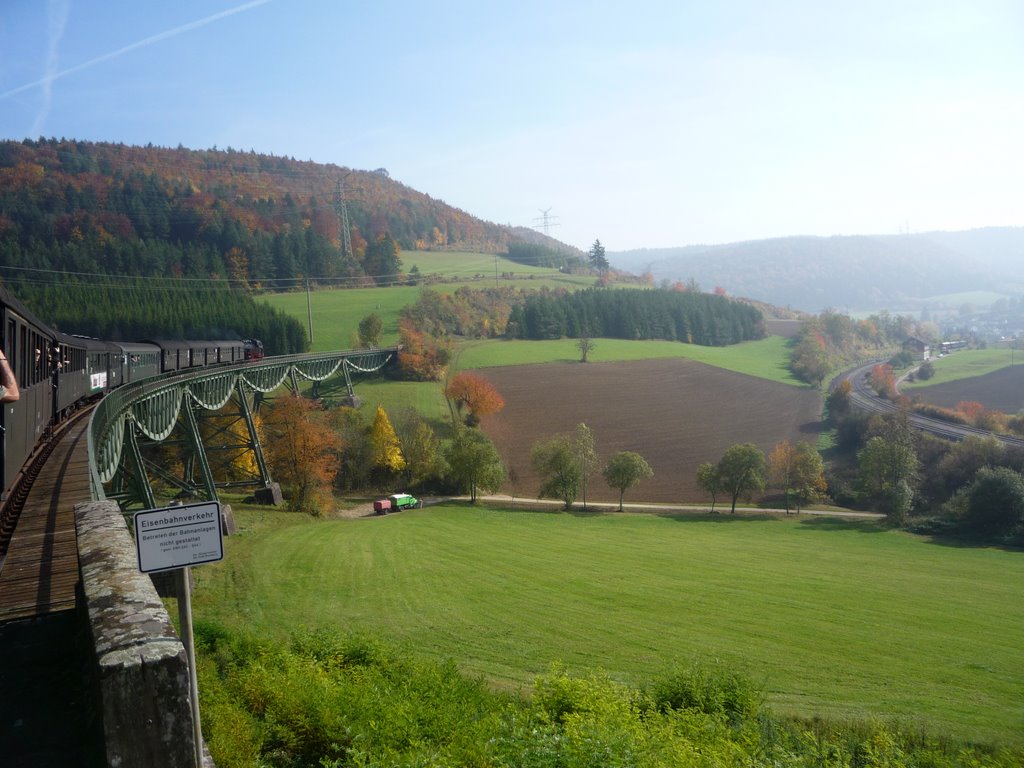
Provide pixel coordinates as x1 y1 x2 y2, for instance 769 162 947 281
0 415 90 621
0 415 99 766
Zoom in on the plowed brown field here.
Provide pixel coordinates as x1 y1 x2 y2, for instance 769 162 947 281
908 365 1024 414
479 359 822 504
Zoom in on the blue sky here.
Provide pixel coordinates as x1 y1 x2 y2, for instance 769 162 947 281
2 1 1022 251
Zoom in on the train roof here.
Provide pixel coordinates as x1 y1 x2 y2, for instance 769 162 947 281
0 283 58 340
54 332 113 353
143 339 244 350
109 341 161 355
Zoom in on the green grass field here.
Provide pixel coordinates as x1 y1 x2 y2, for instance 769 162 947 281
901 348 1017 390
193 503 1024 744
403 250 561 277
454 335 803 385
259 250 596 351
260 284 416 350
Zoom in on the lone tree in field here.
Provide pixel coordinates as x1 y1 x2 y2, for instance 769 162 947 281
577 336 595 362
444 371 505 426
357 312 383 347
444 426 505 503
717 443 766 514
603 451 653 511
532 435 582 509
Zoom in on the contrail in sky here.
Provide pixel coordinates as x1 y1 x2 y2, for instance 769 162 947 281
30 0 71 135
1 0 273 102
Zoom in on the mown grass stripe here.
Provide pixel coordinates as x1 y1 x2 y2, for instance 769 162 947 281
194 504 1024 743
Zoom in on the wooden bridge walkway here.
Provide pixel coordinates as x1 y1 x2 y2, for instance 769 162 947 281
0 414 103 766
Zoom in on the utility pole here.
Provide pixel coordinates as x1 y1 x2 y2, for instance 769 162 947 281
305 278 313 344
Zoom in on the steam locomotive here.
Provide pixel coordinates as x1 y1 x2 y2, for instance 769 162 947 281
0 284 264 504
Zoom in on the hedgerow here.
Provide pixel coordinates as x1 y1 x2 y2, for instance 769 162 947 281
195 623 1022 768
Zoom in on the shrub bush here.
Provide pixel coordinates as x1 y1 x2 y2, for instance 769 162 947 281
196 624 1024 767
642 663 763 727
912 403 969 425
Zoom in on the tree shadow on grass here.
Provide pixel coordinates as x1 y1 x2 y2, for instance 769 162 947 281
907 522 1024 552
658 510 782 524
795 516 890 534
798 420 822 435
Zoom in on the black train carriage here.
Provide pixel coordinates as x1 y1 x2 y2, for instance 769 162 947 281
1 285 57 503
0 290 264 505
151 339 245 373
53 331 93 417
193 339 246 367
112 342 162 383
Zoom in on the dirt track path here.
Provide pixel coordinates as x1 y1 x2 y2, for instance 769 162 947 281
464 495 884 519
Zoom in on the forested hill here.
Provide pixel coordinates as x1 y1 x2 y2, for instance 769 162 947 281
0 138 552 288
611 228 1024 313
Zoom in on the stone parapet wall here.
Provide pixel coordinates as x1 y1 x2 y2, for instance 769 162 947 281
75 499 201 768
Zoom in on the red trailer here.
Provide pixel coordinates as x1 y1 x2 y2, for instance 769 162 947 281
373 499 392 515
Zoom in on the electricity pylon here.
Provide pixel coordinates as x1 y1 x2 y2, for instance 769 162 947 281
335 175 354 263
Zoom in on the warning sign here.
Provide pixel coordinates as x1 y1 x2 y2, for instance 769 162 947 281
134 501 224 573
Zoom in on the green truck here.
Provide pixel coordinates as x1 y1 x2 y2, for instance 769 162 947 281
388 493 420 510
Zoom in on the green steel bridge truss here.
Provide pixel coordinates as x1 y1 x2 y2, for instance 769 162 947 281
87 348 397 508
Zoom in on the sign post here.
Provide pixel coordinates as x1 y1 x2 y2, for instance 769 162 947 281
135 501 224 768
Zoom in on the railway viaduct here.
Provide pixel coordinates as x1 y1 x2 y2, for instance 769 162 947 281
1 347 397 767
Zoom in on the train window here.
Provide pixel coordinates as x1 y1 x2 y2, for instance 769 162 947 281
6 319 16 385
33 333 44 384
19 324 27 386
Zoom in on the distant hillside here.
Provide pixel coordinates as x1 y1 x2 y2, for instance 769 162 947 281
611 229 1024 313
506 225 583 257
0 139 552 289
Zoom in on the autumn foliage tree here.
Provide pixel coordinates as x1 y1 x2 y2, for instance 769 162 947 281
370 405 405 480
444 371 505 426
262 396 341 516
790 329 831 387
869 363 898 399
397 318 452 381
198 409 262 484
767 441 799 514
825 379 852 422
767 440 827 513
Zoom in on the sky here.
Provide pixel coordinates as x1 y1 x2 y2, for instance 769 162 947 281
2 1 1023 252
